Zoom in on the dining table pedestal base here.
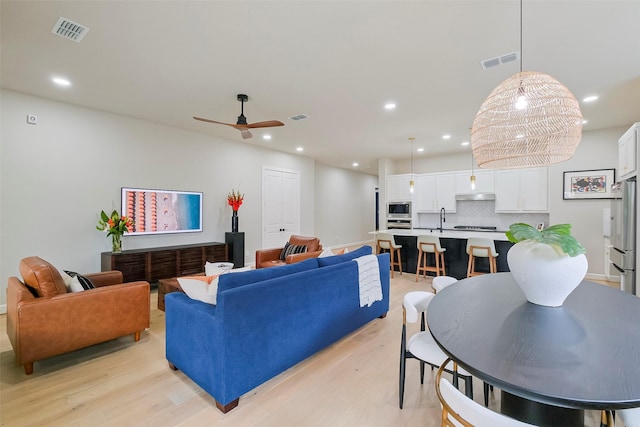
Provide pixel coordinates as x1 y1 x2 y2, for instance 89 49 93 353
501 391 584 427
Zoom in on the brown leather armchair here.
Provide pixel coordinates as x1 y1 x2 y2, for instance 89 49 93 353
255 235 323 269
6 256 150 374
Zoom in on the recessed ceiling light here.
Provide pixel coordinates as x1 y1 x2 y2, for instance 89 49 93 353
583 95 598 103
461 141 470 146
352 162 359 167
52 77 71 87
296 147 303 152
263 134 272 140
384 102 396 110
582 119 588 124
442 134 451 140
417 148 424 152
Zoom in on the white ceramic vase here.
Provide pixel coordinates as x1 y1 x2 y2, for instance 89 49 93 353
507 240 588 307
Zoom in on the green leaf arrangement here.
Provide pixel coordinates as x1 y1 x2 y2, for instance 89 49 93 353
506 223 586 257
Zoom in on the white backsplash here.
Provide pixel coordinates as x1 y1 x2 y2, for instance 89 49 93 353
415 200 549 231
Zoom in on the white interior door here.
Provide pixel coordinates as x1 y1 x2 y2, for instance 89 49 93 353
262 168 300 249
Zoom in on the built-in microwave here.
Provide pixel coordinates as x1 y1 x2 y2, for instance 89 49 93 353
387 202 411 218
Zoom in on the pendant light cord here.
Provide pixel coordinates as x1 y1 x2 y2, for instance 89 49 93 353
409 137 414 177
520 0 523 72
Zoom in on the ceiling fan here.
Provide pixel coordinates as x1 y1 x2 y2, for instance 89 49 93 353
193 94 284 139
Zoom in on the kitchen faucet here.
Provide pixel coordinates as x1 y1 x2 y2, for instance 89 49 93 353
439 207 446 232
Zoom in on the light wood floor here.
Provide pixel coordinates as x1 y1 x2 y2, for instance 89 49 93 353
0 273 611 427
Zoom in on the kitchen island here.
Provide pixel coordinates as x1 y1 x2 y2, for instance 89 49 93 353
371 228 513 279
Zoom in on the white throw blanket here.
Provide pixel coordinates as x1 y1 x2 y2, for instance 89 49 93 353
353 255 383 307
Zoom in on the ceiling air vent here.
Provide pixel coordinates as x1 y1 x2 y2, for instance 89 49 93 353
289 114 309 121
480 51 520 70
51 17 90 42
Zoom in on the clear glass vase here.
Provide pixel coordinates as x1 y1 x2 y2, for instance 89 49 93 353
112 234 122 253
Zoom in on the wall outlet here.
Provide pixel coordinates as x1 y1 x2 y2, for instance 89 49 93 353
26 114 38 125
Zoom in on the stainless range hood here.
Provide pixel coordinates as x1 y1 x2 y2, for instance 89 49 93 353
455 193 495 201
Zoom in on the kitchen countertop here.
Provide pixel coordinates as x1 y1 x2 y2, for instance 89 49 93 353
370 228 509 241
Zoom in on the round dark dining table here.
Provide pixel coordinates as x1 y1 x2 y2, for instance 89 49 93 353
427 272 640 426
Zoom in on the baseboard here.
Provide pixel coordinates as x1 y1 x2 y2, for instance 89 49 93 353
0 304 6 315
585 272 620 283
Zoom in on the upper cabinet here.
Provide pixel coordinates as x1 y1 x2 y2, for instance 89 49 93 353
619 124 638 180
455 170 495 194
495 168 548 212
386 174 413 202
414 173 457 212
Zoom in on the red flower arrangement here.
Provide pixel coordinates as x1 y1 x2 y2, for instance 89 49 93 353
228 189 244 212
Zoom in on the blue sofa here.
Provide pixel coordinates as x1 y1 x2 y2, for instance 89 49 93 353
165 245 390 412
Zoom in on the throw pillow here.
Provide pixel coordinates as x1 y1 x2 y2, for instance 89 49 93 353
64 271 95 290
178 274 222 305
59 269 75 291
318 247 334 258
279 242 307 260
69 276 86 293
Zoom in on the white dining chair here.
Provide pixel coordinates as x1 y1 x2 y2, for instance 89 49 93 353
432 275 458 293
618 407 640 427
399 291 488 409
436 358 537 427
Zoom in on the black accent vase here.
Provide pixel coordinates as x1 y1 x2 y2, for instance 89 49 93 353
231 211 239 233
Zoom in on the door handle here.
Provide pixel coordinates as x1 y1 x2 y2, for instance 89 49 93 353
611 263 625 273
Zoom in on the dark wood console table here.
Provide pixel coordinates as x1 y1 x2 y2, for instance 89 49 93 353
101 242 228 283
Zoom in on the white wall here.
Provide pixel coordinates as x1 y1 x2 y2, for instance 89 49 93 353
385 126 627 278
547 126 627 277
0 89 375 308
315 163 378 248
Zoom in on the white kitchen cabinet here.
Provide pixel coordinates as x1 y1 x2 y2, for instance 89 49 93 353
455 170 495 194
386 174 413 202
619 124 638 180
495 167 548 212
414 173 456 212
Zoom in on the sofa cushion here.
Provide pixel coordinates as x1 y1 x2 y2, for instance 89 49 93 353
279 242 307 260
218 257 319 293
19 256 68 298
317 245 372 267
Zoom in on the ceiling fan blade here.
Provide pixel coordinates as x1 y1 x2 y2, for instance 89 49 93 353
193 116 235 127
240 129 253 139
246 120 285 129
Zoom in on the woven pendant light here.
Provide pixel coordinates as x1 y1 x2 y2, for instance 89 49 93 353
471 1 583 169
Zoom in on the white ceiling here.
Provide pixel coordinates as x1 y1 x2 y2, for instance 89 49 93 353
2 1 639 175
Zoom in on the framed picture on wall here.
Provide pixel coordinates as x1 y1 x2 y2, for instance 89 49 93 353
121 187 203 235
562 169 616 200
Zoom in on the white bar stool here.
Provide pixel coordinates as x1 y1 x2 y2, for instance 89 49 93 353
466 238 498 277
376 232 402 278
416 235 446 281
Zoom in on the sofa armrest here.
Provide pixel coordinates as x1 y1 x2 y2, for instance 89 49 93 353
286 250 322 264
255 247 283 268
84 270 124 287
